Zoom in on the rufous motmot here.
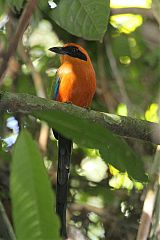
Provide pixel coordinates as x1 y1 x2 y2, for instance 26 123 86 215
49 43 96 239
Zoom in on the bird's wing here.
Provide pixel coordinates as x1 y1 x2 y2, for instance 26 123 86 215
52 74 61 139
53 74 60 100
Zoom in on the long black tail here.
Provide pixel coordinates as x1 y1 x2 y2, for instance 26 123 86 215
56 134 72 239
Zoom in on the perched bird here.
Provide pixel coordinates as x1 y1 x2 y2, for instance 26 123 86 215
49 43 96 238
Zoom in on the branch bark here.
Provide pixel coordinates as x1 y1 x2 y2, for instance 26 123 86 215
0 91 160 145
110 7 154 19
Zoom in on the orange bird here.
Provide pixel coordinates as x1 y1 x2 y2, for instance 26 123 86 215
49 43 96 238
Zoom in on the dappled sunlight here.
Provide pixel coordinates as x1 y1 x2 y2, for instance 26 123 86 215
129 37 142 59
43 157 52 170
80 156 108 183
109 172 144 190
116 103 128 116
2 117 19 149
109 165 143 190
119 55 131 65
110 14 143 34
110 0 151 34
74 192 104 209
48 0 57 9
0 15 8 29
145 103 159 123
87 196 104 208
88 216 105 240
109 173 134 190
25 20 62 51
110 0 152 8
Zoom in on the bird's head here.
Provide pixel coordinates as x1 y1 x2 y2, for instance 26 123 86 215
49 43 88 62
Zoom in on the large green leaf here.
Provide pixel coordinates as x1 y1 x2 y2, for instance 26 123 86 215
10 130 60 240
35 110 147 182
51 0 110 41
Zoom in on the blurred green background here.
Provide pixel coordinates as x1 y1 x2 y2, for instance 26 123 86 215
0 0 160 239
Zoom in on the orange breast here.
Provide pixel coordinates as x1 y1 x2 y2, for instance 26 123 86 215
57 60 96 108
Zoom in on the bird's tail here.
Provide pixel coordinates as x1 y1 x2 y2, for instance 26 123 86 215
56 134 72 238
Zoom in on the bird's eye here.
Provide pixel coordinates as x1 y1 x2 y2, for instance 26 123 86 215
73 47 78 53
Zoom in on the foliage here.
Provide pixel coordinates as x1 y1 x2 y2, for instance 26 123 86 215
35 110 146 181
0 0 160 239
50 0 110 41
11 130 60 240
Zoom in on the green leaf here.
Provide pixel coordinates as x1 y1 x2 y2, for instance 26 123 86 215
35 110 147 182
0 1 5 15
10 130 60 240
51 0 110 41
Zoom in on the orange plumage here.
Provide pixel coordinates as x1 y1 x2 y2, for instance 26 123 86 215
49 43 96 238
56 43 96 107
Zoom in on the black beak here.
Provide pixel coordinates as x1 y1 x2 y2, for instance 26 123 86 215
49 47 66 55
49 46 87 61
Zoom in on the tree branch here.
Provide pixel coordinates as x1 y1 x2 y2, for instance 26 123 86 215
0 0 37 83
0 201 16 240
0 91 160 145
105 38 132 108
18 42 49 152
110 7 154 19
136 145 160 240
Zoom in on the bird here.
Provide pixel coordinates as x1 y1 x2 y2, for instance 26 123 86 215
49 43 96 239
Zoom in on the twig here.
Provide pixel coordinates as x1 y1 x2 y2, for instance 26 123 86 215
136 145 160 240
18 43 45 99
110 8 154 19
151 1 160 26
105 40 132 109
0 91 160 145
136 189 158 240
97 43 117 112
0 0 37 83
18 43 49 152
0 201 16 240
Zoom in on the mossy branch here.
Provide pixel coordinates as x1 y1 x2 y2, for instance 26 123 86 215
0 91 160 145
